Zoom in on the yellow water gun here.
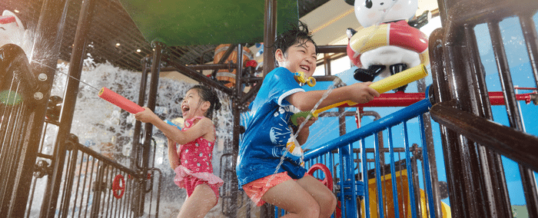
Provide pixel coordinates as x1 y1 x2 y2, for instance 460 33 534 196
291 64 428 125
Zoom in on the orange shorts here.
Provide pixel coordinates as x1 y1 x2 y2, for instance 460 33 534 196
242 172 293 206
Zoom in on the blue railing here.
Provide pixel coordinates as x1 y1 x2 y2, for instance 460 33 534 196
275 88 440 218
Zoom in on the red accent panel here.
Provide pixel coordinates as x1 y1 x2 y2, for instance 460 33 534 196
347 43 362 67
0 16 16 25
307 163 333 191
335 92 533 109
389 21 428 53
489 92 533 105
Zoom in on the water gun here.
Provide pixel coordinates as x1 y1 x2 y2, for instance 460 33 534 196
98 87 144 114
294 71 316 87
165 119 182 130
291 64 428 125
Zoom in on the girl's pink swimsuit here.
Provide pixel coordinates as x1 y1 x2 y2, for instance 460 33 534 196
173 116 223 203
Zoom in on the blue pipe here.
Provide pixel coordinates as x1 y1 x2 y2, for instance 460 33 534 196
361 138 371 218
304 98 432 161
388 127 400 218
403 122 418 218
374 134 385 218
339 148 346 218
342 143 358 217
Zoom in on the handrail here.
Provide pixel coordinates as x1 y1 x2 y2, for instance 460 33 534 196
430 101 538 172
0 44 38 94
304 97 433 161
69 136 142 178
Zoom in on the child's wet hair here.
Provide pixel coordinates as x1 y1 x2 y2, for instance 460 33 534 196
273 21 318 59
189 85 222 119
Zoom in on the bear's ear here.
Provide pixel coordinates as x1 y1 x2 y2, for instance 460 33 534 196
344 0 355 6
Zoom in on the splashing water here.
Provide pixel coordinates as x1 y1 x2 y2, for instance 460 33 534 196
31 57 234 217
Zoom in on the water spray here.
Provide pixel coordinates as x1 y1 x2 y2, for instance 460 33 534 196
32 60 145 114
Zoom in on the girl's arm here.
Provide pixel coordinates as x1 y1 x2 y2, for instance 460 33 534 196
135 107 212 144
287 82 379 111
167 138 180 170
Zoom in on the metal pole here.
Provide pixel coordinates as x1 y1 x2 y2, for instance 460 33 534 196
39 0 96 216
3 0 70 215
465 24 512 217
260 1 277 217
429 28 469 218
132 57 150 169
488 21 538 216
137 41 163 216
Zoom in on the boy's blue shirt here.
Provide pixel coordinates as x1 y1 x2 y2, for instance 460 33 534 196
237 67 307 189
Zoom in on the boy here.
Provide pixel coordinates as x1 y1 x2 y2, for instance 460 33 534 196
237 22 379 217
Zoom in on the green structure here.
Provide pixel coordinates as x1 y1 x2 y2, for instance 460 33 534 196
119 0 299 46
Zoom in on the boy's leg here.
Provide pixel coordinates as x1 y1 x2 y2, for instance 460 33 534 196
261 179 321 218
177 184 217 218
296 175 337 218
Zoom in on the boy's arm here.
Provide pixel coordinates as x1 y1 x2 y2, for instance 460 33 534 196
286 82 379 111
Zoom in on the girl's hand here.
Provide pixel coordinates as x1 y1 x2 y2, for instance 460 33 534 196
295 116 318 128
134 107 159 123
348 82 380 104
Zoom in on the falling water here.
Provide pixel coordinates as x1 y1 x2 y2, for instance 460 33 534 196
25 56 233 217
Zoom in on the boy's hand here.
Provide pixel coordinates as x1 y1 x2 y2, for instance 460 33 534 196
295 116 318 128
134 107 159 123
348 82 380 103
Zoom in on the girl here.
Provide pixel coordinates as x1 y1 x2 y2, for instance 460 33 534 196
135 85 223 218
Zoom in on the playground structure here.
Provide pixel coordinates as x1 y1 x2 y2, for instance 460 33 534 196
0 0 538 218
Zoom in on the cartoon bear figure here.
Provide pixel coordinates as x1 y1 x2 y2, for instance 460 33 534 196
0 10 30 55
345 0 429 92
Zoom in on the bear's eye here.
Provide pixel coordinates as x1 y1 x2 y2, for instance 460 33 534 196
365 0 373 9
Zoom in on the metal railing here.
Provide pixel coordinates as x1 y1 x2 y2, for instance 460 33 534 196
0 43 41 217
293 94 440 218
430 0 538 217
42 133 161 218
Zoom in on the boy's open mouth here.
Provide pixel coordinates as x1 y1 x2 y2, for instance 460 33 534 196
300 65 310 72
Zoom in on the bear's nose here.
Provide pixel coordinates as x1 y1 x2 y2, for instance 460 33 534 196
380 2 384 5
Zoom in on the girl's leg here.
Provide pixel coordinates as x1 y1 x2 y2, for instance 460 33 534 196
176 184 217 218
296 175 337 218
261 179 320 218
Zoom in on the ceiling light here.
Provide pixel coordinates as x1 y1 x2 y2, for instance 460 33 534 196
14 10 19 13
115 43 120 47
136 49 141 53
